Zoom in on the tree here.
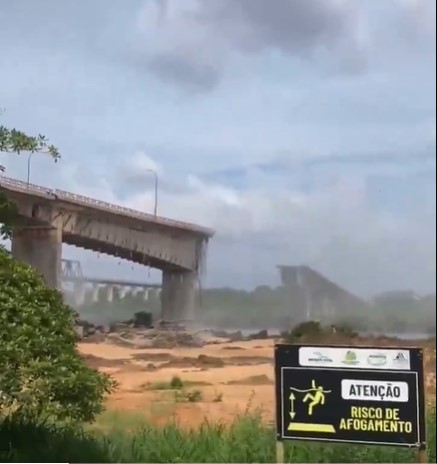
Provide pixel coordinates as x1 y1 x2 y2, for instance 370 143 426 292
1 118 115 422
0 247 116 422
0 190 17 240
0 125 60 173
0 117 60 239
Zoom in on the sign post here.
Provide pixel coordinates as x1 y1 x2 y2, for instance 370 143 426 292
274 344 426 462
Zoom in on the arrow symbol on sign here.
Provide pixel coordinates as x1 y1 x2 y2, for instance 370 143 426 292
289 392 296 420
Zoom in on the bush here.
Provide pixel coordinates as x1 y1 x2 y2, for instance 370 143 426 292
0 413 110 463
0 191 17 240
282 321 359 343
282 320 324 342
0 247 115 422
1 409 435 462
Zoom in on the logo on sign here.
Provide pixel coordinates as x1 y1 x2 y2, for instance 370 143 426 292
394 352 409 366
342 350 359 365
308 352 333 364
367 353 387 367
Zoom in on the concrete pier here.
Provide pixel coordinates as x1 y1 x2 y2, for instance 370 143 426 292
73 281 86 305
11 225 62 289
2 175 213 320
91 284 99 302
105 285 114 303
161 270 197 322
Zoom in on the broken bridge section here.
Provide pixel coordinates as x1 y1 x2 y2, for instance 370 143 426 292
1 176 214 322
277 265 370 322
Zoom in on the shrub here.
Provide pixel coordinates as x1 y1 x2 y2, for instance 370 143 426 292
0 247 115 422
282 320 324 342
0 408 435 462
170 376 184 389
0 191 16 240
282 320 359 343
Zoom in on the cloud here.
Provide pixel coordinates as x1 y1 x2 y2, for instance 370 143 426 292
131 0 437 92
114 154 435 295
119 151 163 185
399 0 436 42
0 0 435 297
2 138 435 296
133 0 368 91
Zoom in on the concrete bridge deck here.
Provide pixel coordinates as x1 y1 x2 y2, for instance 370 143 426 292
1 176 214 321
0 176 214 236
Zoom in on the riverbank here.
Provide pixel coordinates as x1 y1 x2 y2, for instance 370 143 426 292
78 335 436 428
2 334 435 463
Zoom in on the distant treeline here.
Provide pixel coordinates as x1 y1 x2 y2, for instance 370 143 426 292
70 286 437 335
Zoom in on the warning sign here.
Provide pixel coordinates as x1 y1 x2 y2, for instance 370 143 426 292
275 344 426 447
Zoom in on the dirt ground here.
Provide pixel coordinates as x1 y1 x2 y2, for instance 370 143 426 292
78 336 436 428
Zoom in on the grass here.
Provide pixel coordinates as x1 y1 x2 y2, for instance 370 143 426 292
141 376 212 403
0 407 435 463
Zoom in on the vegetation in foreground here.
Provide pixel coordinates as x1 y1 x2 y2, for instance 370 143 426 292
0 408 435 463
0 246 115 422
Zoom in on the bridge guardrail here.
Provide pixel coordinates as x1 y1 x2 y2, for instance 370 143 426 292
54 189 213 234
0 175 214 236
0 176 53 196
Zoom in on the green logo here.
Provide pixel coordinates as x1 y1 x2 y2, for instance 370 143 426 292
342 350 359 365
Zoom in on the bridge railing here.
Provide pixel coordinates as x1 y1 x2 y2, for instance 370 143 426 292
0 176 53 196
54 189 213 234
0 175 214 236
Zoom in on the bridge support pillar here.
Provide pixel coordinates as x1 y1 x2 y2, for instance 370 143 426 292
161 270 197 322
120 286 128 299
11 226 62 289
91 284 99 303
73 282 86 306
105 286 114 303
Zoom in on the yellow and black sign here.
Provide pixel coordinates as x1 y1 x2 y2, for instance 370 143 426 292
274 344 426 447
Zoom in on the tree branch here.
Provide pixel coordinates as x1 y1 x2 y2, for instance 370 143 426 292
0 126 60 158
0 122 60 236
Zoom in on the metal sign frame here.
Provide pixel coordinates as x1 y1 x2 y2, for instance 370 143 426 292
274 343 426 449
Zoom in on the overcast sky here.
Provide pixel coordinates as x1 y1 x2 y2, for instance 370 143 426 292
0 0 435 297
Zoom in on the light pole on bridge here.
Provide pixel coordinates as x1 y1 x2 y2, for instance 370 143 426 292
145 168 159 217
27 152 59 186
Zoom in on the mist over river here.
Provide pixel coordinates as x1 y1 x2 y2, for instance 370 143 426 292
226 328 433 340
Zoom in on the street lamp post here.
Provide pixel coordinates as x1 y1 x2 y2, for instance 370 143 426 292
27 152 34 186
146 168 158 216
27 152 58 187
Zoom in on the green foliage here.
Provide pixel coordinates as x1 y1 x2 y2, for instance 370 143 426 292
282 320 324 342
0 125 60 172
170 376 184 390
0 409 435 462
0 247 115 422
0 191 17 240
0 413 111 463
282 321 359 342
0 120 60 239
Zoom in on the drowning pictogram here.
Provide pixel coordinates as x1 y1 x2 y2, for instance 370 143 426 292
290 380 332 416
287 379 336 433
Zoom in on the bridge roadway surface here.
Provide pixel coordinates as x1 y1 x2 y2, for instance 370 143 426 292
0 176 213 235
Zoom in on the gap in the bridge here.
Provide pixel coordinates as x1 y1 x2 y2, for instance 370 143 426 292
1 241 163 285
63 245 162 285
